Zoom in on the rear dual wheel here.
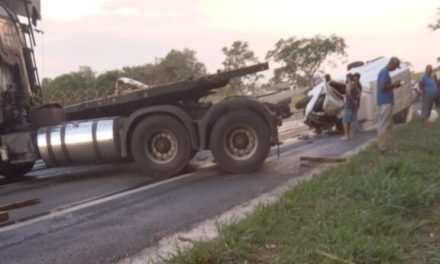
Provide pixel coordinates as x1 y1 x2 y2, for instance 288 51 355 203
210 111 271 173
130 115 192 177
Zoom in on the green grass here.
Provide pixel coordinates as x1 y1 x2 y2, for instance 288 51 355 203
164 120 440 264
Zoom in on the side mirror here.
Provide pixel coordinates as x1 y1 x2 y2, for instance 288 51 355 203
31 7 39 26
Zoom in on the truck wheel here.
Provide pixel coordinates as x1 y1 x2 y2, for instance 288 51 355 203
0 162 34 179
210 111 271 174
130 115 192 177
347 61 364 71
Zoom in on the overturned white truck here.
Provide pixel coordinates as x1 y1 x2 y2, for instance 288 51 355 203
296 57 412 133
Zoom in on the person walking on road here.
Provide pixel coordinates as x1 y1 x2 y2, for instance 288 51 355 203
376 57 402 153
419 65 438 127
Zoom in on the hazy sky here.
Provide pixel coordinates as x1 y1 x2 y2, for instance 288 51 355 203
35 0 440 79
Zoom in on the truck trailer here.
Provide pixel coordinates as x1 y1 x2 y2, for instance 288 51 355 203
0 0 279 179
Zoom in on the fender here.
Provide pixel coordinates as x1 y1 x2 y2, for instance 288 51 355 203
198 97 278 149
120 105 198 157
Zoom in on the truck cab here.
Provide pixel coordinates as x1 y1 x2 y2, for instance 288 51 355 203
0 1 278 180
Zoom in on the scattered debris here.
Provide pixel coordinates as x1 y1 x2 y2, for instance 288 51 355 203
0 198 40 212
0 211 8 222
195 152 209 162
298 134 310 140
178 236 195 243
300 156 346 163
300 162 311 167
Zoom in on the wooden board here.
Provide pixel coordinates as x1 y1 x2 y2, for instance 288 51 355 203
0 198 40 212
300 156 346 163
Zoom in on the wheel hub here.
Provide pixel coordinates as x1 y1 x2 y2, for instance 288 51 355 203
154 137 171 153
232 132 250 150
226 127 258 160
147 131 178 164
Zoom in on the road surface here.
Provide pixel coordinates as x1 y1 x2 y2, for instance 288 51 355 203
0 115 375 264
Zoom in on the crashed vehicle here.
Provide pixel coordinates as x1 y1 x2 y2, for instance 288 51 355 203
257 89 296 119
296 57 412 133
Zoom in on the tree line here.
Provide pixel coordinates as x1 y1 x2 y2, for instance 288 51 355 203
42 35 347 105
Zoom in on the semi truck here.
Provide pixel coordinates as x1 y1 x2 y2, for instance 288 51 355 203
0 0 279 179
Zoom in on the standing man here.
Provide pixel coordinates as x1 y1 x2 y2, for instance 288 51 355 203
342 74 357 140
434 73 440 107
353 73 362 106
353 73 363 132
419 65 438 127
376 57 402 153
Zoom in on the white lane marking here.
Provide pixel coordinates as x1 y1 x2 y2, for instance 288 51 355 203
0 170 202 233
118 138 375 264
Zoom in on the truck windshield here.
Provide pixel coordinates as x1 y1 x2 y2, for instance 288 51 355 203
0 5 9 18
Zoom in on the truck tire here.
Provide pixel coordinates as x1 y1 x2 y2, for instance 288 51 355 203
347 61 364 71
130 115 192 177
210 111 271 174
0 162 34 179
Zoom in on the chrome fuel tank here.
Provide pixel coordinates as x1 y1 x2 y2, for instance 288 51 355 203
37 118 122 166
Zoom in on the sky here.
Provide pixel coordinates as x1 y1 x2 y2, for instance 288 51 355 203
34 0 440 79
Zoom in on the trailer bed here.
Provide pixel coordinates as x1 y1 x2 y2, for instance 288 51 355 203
64 63 269 120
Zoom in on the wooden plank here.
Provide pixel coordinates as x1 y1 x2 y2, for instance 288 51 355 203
0 211 8 222
0 198 40 212
300 156 346 163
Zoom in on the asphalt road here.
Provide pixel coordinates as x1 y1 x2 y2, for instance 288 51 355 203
0 117 375 264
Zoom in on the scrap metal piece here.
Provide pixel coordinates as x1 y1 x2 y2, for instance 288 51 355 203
300 156 346 163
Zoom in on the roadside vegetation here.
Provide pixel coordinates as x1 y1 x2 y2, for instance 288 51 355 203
42 35 347 106
165 119 440 263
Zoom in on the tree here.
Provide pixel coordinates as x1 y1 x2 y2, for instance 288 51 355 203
41 66 99 105
157 49 207 82
221 41 262 96
266 35 347 88
41 49 208 105
122 64 155 84
121 49 207 85
95 69 124 92
429 8 440 31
